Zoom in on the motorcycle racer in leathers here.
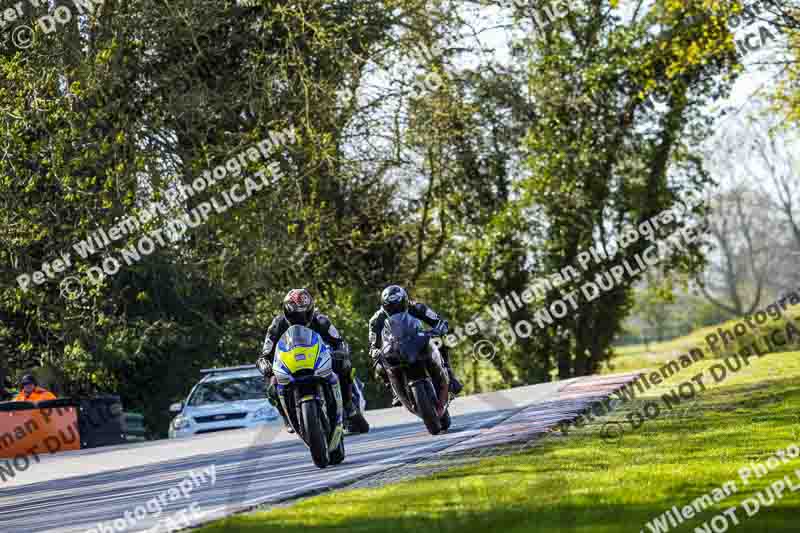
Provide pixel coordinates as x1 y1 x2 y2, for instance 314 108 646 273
257 289 360 432
369 285 463 405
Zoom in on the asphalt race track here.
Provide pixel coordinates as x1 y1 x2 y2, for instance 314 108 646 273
0 372 639 533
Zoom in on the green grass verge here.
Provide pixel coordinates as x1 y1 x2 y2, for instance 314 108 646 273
198 343 800 533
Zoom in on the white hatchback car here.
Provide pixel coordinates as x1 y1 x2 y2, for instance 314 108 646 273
168 365 281 438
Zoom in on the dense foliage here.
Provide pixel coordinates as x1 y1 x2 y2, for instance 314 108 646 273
1 0 796 435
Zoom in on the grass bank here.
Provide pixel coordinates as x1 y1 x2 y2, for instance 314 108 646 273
611 301 800 375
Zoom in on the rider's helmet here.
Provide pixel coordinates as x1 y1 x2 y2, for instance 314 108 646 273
283 288 315 326
381 285 408 316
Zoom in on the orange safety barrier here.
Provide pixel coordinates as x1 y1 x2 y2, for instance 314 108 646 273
0 407 81 459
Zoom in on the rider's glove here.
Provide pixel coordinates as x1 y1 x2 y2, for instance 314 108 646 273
256 356 273 377
431 324 446 337
333 340 350 358
423 318 447 337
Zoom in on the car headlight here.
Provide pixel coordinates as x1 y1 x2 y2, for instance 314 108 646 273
172 415 191 430
252 407 276 421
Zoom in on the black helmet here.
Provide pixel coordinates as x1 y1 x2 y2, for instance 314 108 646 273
20 374 36 386
283 288 315 326
381 285 408 316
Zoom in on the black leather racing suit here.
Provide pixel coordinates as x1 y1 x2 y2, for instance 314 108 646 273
260 312 354 410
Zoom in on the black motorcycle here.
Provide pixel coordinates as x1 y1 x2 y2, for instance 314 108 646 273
377 312 452 435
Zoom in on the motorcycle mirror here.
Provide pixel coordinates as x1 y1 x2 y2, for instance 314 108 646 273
169 402 184 414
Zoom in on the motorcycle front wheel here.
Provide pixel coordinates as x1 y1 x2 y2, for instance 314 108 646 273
302 401 330 468
412 380 442 435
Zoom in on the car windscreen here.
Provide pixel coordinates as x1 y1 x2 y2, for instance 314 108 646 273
187 375 266 406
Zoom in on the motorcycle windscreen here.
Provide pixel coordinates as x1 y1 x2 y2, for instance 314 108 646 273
280 325 317 350
382 312 428 364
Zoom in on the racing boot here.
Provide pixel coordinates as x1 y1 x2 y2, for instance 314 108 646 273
344 399 371 433
385 375 401 407
343 400 358 432
383 375 401 406
438 345 463 396
374 360 401 407
447 367 463 396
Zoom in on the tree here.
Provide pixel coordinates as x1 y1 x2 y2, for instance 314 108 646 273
764 0 800 123
696 102 800 310
493 0 740 377
0 0 434 431
745 107 800 291
697 186 776 315
633 271 678 343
